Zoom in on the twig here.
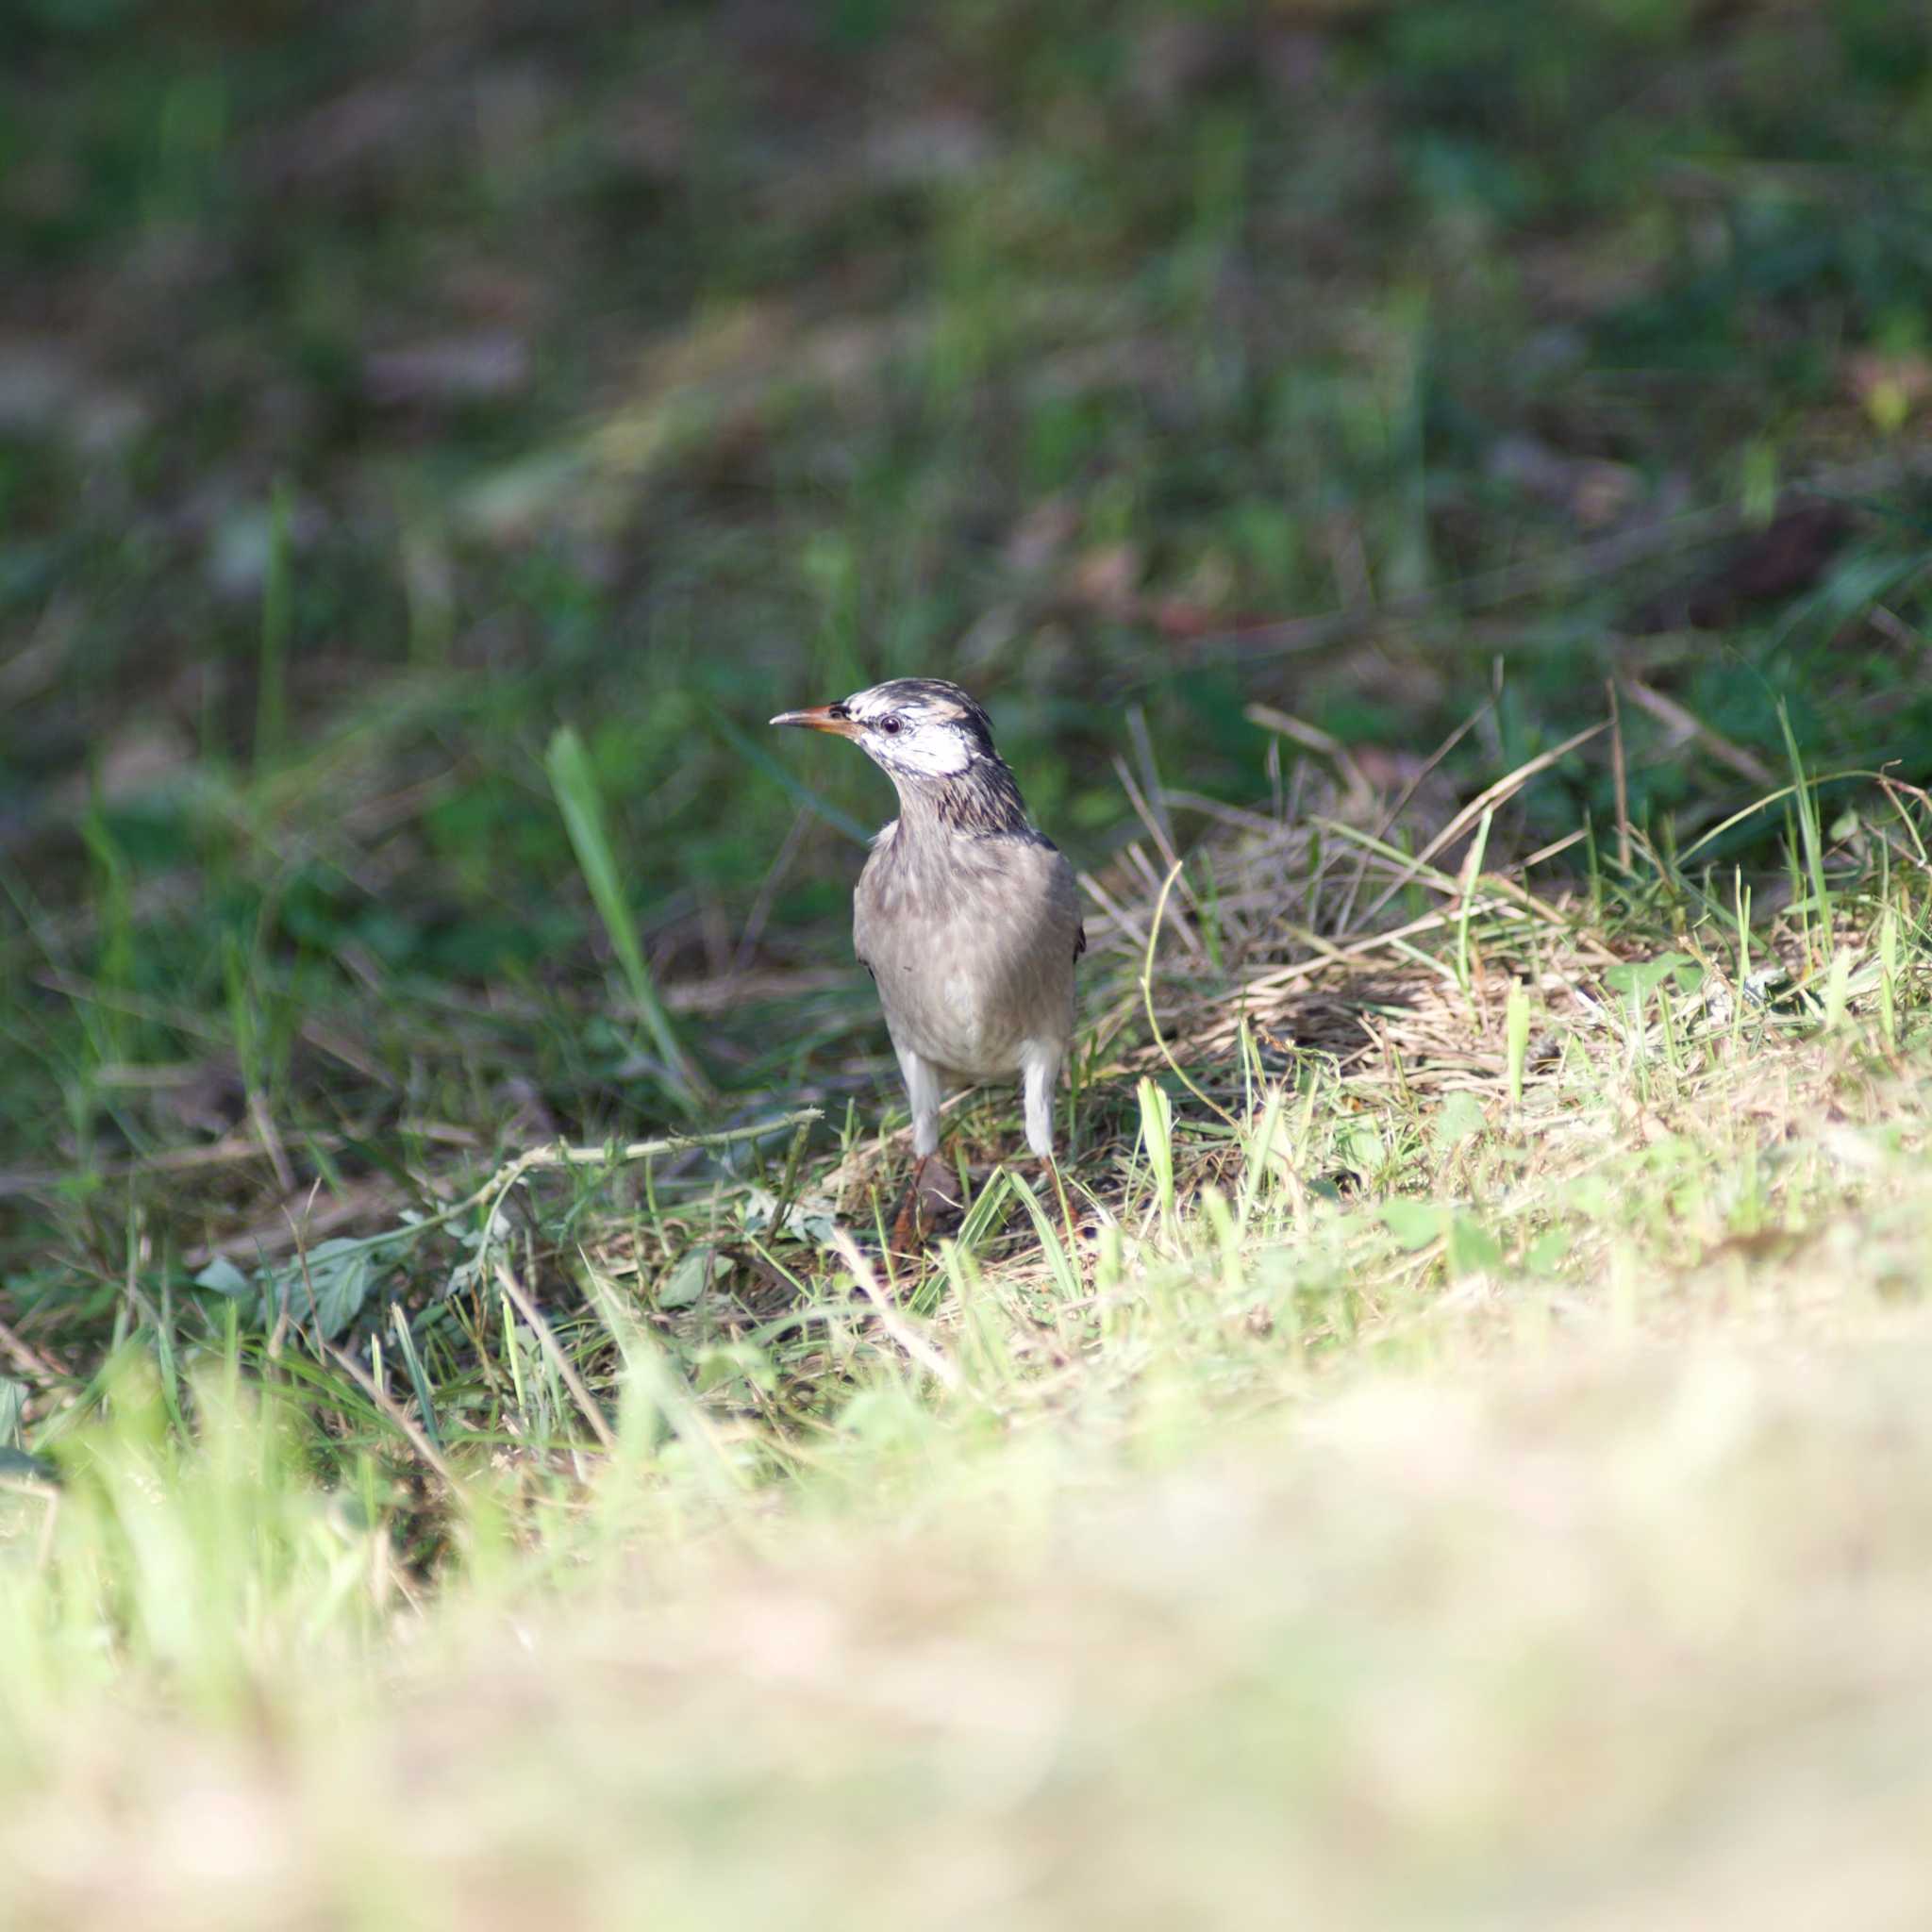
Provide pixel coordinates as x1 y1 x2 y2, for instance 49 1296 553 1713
188 1109 822 1272
1676 765 1906 867
0 1313 65 1382
1113 756 1208 958
1339 703 1491 938
1243 704 1373 804
1124 706 1177 856
1077 868 1154 956
1234 884 1616 1003
1118 834 1208 968
1607 679 1632 872
1621 676 1774 786
247 1088 295 1195
481 1111 820 1201
326 1341 459 1489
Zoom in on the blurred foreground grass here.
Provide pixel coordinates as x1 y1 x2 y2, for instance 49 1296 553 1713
7 3 1932 1924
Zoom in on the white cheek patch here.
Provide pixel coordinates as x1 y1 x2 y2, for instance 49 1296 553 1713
890 728 973 778
844 690 974 778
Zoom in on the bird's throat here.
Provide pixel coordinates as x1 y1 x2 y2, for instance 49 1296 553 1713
893 756 1031 838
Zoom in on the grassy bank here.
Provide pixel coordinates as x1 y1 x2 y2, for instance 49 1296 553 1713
6 2 1932 1923
7 767 1932 1922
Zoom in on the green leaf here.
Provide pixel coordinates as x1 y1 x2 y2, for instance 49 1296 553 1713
0 1444 55 1484
0 1371 49 1482
1603 952 1703 1001
1526 1227 1573 1274
1562 1174 1616 1218
260 1237 384 1341
739 1186 841 1248
1432 1090 1487 1151
1381 1200 1448 1251
192 1255 253 1297
1337 1122 1385 1177
693 1343 775 1397
1447 1213 1503 1275
0 1375 25 1445
659 1244 732 1311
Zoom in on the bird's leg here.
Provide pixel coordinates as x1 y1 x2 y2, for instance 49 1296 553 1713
1018 1041 1060 1161
898 1042 944 1165
889 1045 946 1257
1019 1041 1080 1257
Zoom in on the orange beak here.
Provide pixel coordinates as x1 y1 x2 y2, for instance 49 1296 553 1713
769 704 859 738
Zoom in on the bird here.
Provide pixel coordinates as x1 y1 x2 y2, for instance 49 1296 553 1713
771 677 1084 1230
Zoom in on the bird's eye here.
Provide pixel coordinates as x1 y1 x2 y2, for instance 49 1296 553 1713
879 716 903 736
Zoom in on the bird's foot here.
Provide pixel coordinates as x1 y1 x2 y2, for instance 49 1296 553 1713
888 1155 964 1257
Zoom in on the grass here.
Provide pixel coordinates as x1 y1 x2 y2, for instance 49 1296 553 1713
6 0 1932 1922
6 760 1932 1924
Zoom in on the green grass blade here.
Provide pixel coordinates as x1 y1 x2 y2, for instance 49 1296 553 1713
1775 700 1831 960
1005 1169 1082 1304
546 724 709 1113
389 1305 444 1454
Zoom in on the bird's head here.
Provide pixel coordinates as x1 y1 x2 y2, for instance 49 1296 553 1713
772 677 1000 782
771 677 1027 830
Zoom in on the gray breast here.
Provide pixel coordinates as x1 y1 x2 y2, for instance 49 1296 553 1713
855 822 1080 1080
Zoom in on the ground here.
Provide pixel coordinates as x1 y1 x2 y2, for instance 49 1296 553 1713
4 3 1932 1925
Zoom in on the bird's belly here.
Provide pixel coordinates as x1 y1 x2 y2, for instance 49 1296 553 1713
888 969 1024 1079
857 829 1075 1085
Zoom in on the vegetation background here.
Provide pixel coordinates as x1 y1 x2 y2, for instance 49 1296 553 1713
4 1 1932 1925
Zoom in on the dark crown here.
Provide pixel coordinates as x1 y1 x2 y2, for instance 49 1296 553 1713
860 678 997 753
